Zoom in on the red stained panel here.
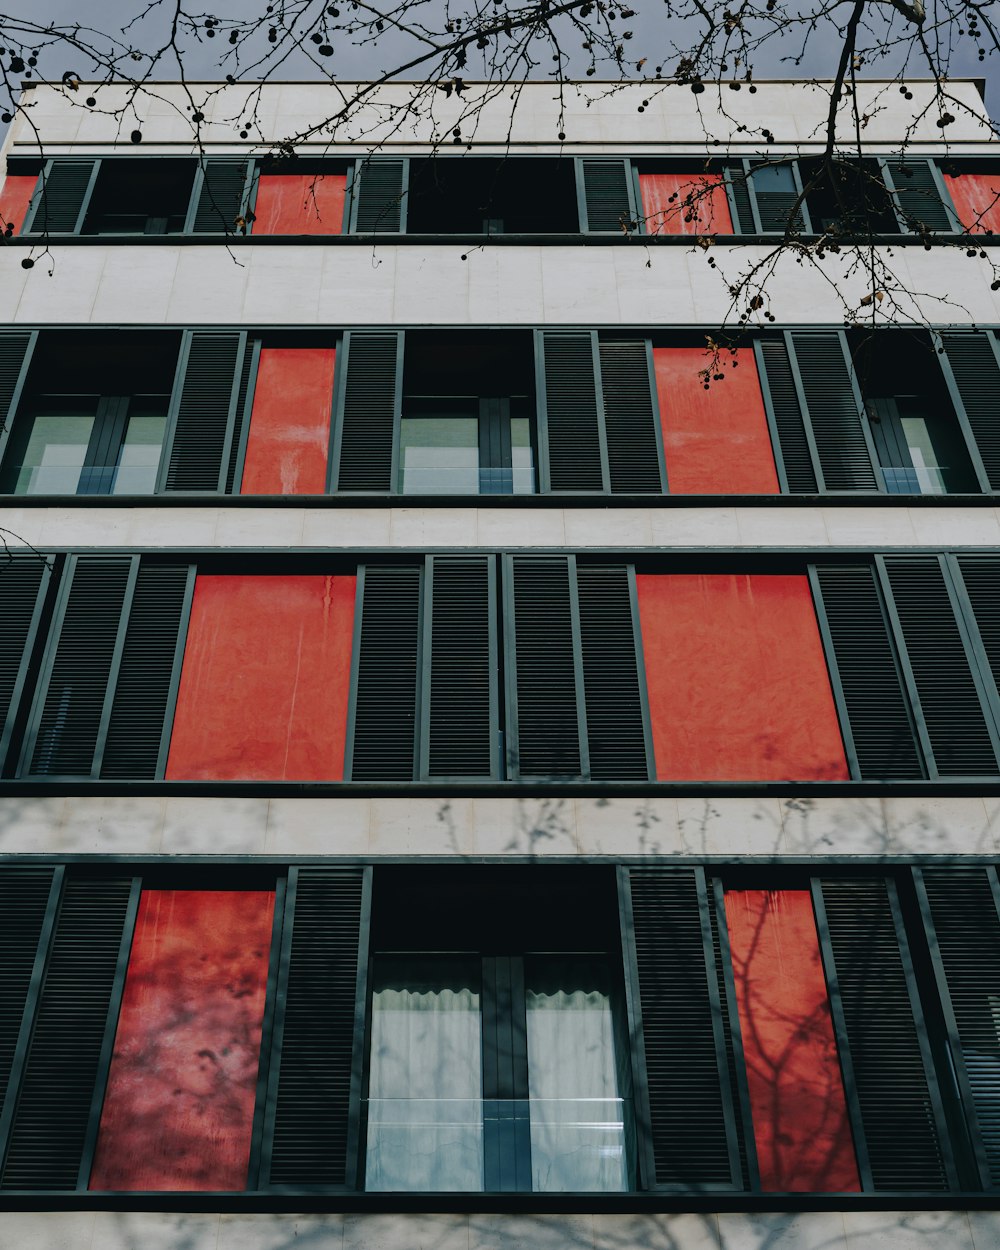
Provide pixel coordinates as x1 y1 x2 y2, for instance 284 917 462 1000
240 347 335 494
253 173 346 234
0 175 37 235
89 889 275 1192
636 574 849 780
654 346 779 494
724 889 861 1192
639 172 733 234
942 172 1000 234
165 574 356 780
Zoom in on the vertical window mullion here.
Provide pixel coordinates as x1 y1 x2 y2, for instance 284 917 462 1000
246 873 288 1191
79 396 128 496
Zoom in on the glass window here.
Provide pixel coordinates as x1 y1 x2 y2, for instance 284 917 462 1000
8 401 96 494
399 407 480 495
868 395 978 494
112 408 168 494
399 397 536 496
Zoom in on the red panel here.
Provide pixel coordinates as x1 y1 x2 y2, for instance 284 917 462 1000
253 173 346 235
654 346 779 494
165 574 356 780
724 889 861 1192
942 172 1000 234
0 174 37 235
639 172 733 234
240 347 335 494
636 574 849 780
89 889 274 1192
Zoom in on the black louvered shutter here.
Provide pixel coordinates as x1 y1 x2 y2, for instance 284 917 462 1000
335 333 399 492
577 565 649 780
0 867 57 1111
508 556 582 779
352 160 405 232
425 556 495 779
756 337 818 492
812 564 923 778
0 556 51 768
0 331 35 435
708 880 754 1191
750 162 805 233
24 161 95 234
883 556 1000 776
190 160 249 232
939 334 1000 490
625 868 739 1188
789 332 878 491
884 158 954 231
350 566 420 779
26 558 131 777
918 866 1000 1189
598 340 664 493
817 877 951 1191
163 332 245 492
100 563 190 779
724 163 755 234
955 556 1000 700
540 333 605 491
266 867 368 1187
1 875 134 1190
580 159 633 232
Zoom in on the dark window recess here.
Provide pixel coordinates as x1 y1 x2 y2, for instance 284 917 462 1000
350 159 406 232
799 157 899 235
81 159 196 235
406 158 578 233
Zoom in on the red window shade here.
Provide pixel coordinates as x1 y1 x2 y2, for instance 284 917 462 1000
253 173 346 234
0 174 37 235
89 889 274 1192
636 574 849 780
653 346 779 494
724 889 861 1192
165 574 355 780
639 172 733 234
240 347 335 494
942 172 1000 234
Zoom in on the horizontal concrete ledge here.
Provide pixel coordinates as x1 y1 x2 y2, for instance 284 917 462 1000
7 232 1000 246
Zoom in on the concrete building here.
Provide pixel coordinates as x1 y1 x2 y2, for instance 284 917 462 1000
0 75 998 1250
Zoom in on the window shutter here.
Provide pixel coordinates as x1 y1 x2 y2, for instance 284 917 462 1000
0 556 51 769
938 333 1000 490
724 163 756 233
23 160 96 234
190 160 250 232
954 556 1000 698
788 332 879 491
265 867 370 1187
917 866 1000 1189
816 877 952 1191
349 566 420 780
756 337 818 492
882 556 1000 776
334 333 400 492
750 163 806 233
507 556 584 779
539 332 606 492
225 337 258 494
0 875 135 1191
0 330 36 436
163 331 247 492
883 158 955 231
579 159 634 232
0 867 58 1112
577 565 650 780
812 564 923 778
598 340 665 493
424 556 497 780
623 867 741 1189
351 160 406 232
100 563 192 779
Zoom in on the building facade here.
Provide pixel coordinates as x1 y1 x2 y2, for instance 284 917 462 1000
0 76 999 1249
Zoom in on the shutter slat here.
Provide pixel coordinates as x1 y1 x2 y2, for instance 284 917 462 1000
581 160 633 232
1 876 133 1191
577 565 648 780
427 557 494 778
353 161 404 232
940 334 1000 490
790 333 877 491
885 158 953 231
351 566 419 780
820 877 949 1191
542 333 604 492
0 868 55 1110
598 341 662 494
268 868 365 1186
884 557 999 776
191 161 248 233
813 564 923 778
336 334 398 492
164 333 243 492
26 162 94 234
758 338 818 492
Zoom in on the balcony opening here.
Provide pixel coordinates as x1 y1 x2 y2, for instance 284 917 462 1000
82 159 196 235
405 158 578 234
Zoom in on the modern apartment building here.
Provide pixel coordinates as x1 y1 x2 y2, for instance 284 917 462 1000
0 75 999 1250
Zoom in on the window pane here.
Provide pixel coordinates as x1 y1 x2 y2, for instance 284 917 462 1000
10 406 96 494
399 415 480 494
525 957 628 1193
113 411 167 494
366 957 483 1191
510 415 536 495
752 163 797 192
